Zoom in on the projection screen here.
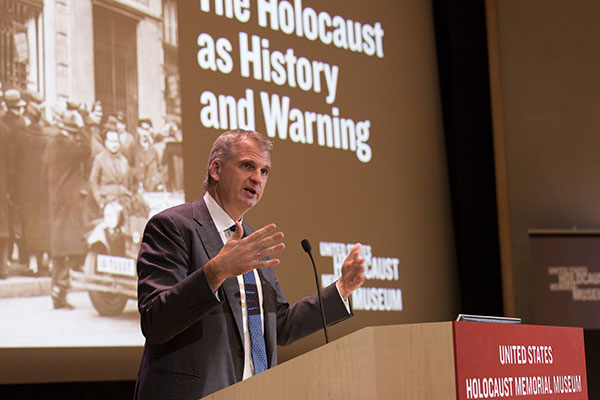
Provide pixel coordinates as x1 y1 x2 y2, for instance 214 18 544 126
0 0 458 383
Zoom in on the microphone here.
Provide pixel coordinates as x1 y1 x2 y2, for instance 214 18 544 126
301 239 329 344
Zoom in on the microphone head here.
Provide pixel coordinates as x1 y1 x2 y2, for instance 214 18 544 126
301 239 312 253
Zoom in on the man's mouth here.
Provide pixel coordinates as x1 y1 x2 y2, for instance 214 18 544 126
244 187 257 195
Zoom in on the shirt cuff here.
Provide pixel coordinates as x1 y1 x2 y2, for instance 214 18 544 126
335 283 351 314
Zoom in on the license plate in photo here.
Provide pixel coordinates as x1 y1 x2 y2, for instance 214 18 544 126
96 254 137 277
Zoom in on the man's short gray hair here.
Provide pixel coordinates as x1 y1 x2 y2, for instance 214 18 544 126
203 129 273 191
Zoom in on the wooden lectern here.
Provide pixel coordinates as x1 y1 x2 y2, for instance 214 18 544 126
205 322 588 399
205 322 456 399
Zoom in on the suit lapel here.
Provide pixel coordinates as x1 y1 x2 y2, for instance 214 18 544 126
192 196 244 343
191 197 222 260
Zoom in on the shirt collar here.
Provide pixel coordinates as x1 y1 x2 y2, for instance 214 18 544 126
203 192 240 233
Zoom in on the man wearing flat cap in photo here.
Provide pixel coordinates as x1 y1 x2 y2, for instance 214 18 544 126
135 129 366 399
2 89 26 131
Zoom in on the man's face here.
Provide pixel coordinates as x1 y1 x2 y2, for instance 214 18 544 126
105 130 121 154
210 138 271 220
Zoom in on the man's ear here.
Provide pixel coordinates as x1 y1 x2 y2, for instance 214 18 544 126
208 159 220 182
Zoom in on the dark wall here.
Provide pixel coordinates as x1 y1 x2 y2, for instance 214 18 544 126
432 0 503 316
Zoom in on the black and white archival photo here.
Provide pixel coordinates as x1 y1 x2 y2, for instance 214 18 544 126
0 0 183 348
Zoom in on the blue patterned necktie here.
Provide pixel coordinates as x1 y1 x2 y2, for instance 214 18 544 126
228 225 268 374
243 270 268 374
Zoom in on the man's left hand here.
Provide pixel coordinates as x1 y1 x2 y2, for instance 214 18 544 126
336 243 366 300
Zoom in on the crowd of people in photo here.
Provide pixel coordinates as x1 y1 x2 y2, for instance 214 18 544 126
0 81 183 308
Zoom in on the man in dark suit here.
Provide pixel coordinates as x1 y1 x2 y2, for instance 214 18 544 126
135 129 366 399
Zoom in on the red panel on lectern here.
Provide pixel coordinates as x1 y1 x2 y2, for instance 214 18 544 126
453 321 588 400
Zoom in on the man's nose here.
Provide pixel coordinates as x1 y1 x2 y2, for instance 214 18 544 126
249 169 262 183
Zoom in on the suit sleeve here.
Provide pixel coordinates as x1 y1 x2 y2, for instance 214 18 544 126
136 211 221 344
261 267 353 346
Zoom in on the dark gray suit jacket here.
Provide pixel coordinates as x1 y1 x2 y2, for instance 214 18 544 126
134 197 351 399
